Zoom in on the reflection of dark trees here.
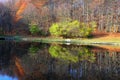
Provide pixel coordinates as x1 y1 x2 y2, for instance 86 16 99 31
22 44 120 80
0 42 119 80
0 42 13 68
0 42 46 67
0 42 34 79
66 47 120 80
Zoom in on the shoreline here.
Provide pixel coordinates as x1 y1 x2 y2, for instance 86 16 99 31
0 36 120 52
21 37 120 45
0 36 120 45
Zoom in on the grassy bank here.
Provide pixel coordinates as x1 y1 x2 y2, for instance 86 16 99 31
1 36 120 51
0 35 120 45
21 37 120 52
21 37 120 45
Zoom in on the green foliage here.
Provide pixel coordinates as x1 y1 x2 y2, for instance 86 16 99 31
79 21 97 37
78 48 96 63
49 20 97 38
49 45 96 63
49 45 78 63
29 45 39 56
29 24 41 35
49 23 60 36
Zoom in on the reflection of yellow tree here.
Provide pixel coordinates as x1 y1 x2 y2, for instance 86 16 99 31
49 45 78 63
49 45 96 63
78 48 96 63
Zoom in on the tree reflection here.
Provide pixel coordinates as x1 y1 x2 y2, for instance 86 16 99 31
49 45 78 63
78 48 96 63
28 45 39 56
49 44 96 63
0 42 119 80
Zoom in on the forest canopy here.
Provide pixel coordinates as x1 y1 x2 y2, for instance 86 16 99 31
0 0 120 36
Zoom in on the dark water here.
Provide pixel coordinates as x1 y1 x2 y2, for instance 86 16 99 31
0 41 119 80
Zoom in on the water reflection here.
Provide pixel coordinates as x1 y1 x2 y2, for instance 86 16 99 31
49 44 96 63
0 41 119 80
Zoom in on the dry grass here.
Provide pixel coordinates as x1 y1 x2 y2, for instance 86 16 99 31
90 32 120 42
89 32 120 51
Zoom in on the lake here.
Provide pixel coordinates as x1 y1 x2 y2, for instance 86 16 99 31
0 41 119 80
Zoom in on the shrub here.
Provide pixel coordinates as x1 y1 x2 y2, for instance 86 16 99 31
79 21 97 37
49 20 97 38
49 23 60 36
29 23 41 35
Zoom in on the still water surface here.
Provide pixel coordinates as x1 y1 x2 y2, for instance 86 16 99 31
0 41 119 80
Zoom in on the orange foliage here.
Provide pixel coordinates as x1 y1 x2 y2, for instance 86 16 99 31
14 0 47 22
16 2 27 16
15 0 27 22
15 57 25 77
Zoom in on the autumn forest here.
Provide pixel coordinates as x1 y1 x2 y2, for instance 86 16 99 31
0 0 119 37
0 0 120 80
